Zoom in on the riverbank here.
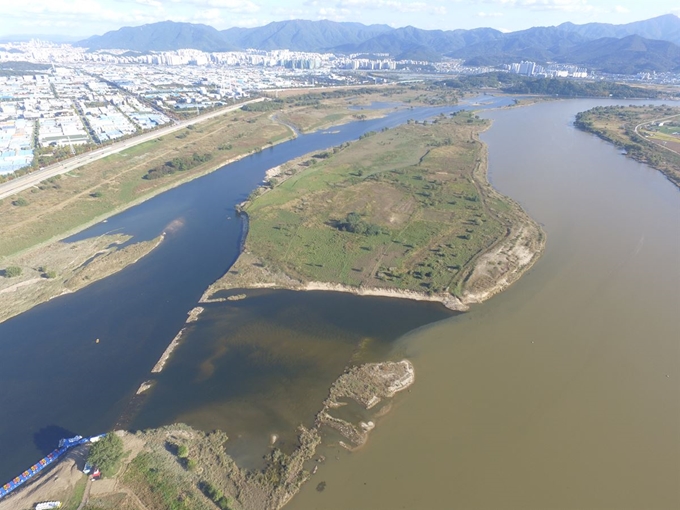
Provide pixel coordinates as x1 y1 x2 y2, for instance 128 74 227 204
0 233 164 324
202 111 544 311
574 104 680 188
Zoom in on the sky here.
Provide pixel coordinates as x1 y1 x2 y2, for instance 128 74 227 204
0 0 678 38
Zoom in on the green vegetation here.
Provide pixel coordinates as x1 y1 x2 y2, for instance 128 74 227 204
144 153 214 180
242 100 285 112
200 481 233 510
222 111 541 301
337 212 383 236
88 432 125 477
575 105 680 187
124 452 199 510
177 444 189 459
3 266 22 278
441 73 661 98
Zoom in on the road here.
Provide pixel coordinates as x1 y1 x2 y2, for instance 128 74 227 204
0 97 266 201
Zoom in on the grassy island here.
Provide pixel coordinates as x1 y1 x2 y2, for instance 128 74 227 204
575 105 680 188
204 110 544 309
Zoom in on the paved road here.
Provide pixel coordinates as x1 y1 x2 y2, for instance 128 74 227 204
0 98 266 201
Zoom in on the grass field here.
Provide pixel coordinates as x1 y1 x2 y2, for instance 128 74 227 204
210 110 543 305
575 105 680 188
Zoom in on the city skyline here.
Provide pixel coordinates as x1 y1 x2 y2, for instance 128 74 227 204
1 0 679 39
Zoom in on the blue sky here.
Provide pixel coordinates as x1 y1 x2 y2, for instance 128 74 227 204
1 0 678 38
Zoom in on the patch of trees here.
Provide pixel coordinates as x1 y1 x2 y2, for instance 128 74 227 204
439 73 660 99
337 212 384 236
144 152 214 180
241 99 284 112
359 131 377 140
2 266 22 278
200 481 233 510
88 432 124 477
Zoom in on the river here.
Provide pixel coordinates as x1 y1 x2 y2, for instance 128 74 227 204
0 98 508 485
288 99 680 510
1 97 677 509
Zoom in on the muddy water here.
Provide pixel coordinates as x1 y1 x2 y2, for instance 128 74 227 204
129 289 453 469
289 100 680 510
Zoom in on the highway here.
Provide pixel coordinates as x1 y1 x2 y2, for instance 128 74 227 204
0 98 266 201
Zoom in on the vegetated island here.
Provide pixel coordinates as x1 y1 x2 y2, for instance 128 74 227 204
574 104 680 188
0 360 415 510
202 110 545 310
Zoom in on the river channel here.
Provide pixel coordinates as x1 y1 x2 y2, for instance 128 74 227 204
1 97 677 509
289 99 680 510
0 98 508 484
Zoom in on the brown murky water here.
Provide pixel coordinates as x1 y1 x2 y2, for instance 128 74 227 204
289 100 680 510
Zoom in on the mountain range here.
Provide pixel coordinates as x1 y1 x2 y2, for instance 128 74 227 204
74 15 680 74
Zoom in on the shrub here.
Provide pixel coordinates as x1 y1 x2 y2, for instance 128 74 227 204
3 266 22 278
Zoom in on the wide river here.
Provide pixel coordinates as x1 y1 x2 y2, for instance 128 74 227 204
0 98 678 510
289 99 680 510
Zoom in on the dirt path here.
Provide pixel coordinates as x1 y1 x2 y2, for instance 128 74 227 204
75 478 92 510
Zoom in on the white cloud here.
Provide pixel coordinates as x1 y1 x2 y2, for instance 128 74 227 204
170 0 260 14
519 0 594 12
131 0 163 7
476 0 596 12
3 0 167 26
477 11 504 17
336 0 446 15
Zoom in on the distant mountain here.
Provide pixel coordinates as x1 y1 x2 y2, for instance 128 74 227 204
221 20 392 52
334 26 504 57
73 15 680 73
558 14 680 46
559 35 680 74
446 27 588 64
76 21 234 52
